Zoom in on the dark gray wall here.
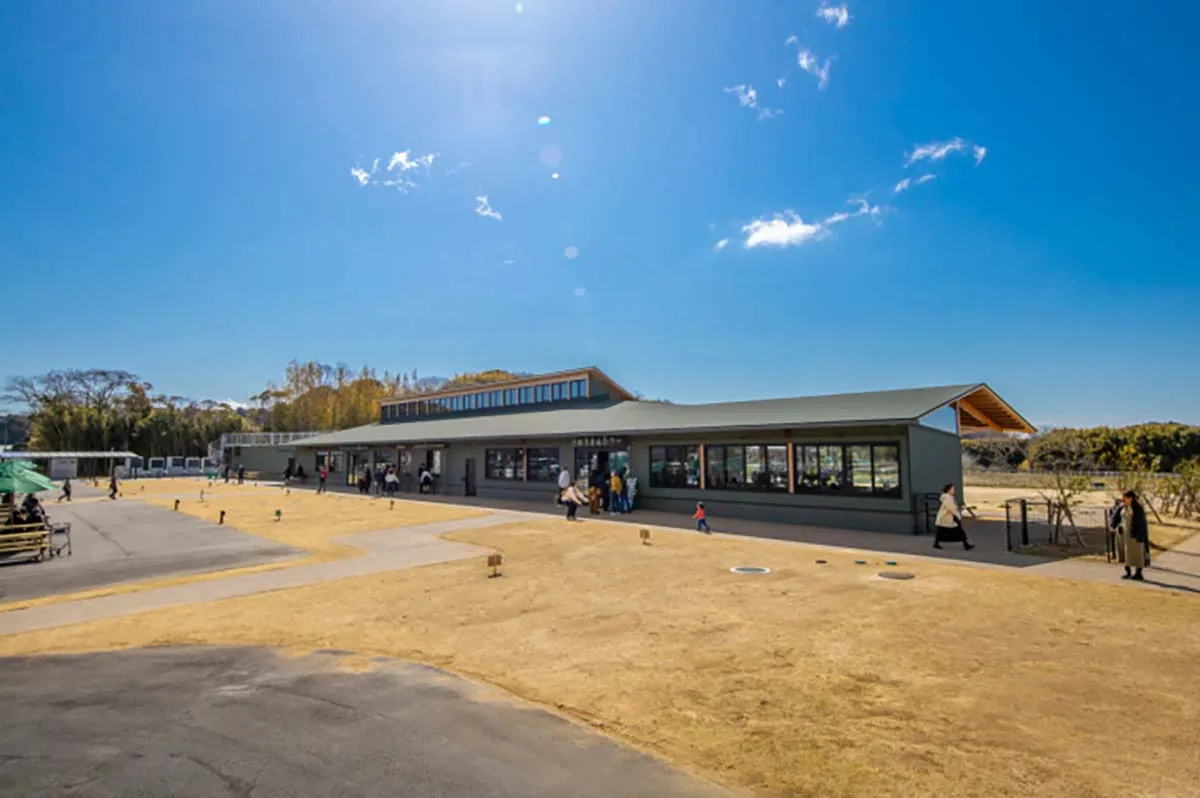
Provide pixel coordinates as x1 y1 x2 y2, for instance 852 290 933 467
906 423 964 532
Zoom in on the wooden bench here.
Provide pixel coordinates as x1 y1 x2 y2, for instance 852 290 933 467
0 524 51 563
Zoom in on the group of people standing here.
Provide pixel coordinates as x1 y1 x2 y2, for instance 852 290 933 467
556 467 634 520
355 464 431 497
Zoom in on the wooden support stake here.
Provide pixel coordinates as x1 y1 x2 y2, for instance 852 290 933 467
487 553 503 578
640 528 651 545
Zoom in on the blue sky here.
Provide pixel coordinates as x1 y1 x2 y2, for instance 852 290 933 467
2 0 1197 428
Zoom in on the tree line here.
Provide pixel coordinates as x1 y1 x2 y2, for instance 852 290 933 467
963 423 1200 474
2 363 523 458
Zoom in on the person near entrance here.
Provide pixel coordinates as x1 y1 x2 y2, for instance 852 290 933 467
609 470 623 515
561 483 586 521
108 470 119 500
58 477 72 503
933 483 974 551
317 465 328 494
557 466 573 494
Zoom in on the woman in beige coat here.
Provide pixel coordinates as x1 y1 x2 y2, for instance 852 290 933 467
933 483 975 551
1119 491 1148 581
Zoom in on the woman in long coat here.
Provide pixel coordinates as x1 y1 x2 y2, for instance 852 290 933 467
933 483 975 551
1119 490 1148 581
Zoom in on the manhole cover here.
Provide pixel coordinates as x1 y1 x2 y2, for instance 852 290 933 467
730 566 771 575
878 571 915 580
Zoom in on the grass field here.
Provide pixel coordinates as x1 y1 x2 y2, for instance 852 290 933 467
3 504 1199 797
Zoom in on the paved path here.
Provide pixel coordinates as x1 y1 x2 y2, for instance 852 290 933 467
0 646 729 797
1026 527 1200 594
0 513 521 636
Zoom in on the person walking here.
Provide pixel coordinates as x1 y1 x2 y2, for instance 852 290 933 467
317 465 328 494
933 483 974 550
1119 490 1149 581
236 464 245 484
58 476 72 503
693 501 711 534
557 466 573 499
385 467 398 496
108 470 119 500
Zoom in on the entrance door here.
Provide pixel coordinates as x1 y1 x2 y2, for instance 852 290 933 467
464 458 477 497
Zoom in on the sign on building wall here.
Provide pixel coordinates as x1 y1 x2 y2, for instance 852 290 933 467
573 436 629 449
49 458 78 480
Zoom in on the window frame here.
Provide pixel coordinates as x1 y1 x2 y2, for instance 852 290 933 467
648 444 701 489
703 444 788 491
525 447 562 482
793 442 903 498
484 448 525 481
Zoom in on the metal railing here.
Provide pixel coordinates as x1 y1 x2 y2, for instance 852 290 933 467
218 431 324 448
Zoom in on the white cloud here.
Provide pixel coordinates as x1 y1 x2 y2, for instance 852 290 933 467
714 238 730 251
797 49 832 89
817 2 851 28
388 150 438 172
350 167 371 186
895 174 938 194
785 34 798 46
742 212 827 248
723 84 783 121
573 287 586 297
474 195 502 221
777 77 787 88
907 137 992 168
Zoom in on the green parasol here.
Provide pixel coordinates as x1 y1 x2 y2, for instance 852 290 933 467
0 461 56 494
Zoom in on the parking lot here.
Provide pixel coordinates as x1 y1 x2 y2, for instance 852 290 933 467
0 497 300 603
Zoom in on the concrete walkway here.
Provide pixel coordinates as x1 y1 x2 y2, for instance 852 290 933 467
1026 527 1200 594
0 512 522 636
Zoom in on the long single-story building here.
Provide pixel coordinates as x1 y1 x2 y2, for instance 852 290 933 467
286 367 1034 534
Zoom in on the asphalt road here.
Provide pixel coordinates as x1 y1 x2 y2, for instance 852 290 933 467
0 501 298 602
0 647 731 797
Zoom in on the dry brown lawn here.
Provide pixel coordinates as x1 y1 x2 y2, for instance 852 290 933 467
0 485 485 614
3 515 1199 797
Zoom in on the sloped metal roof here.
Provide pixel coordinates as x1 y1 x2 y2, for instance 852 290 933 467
292 383 1030 448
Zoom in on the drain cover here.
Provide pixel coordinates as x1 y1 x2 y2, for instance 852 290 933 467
730 566 771 575
878 571 915 580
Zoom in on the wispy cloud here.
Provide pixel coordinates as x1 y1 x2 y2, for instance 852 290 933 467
573 287 587 298
388 150 437 172
724 84 784 121
905 137 989 168
740 196 879 249
817 2 851 28
350 149 439 192
796 49 833 89
776 77 787 88
713 238 730 251
894 173 937 194
474 195 502 221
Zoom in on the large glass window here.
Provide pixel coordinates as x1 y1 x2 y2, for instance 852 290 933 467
794 443 902 497
552 382 563 401
705 445 787 490
526 448 561 481
485 448 524 480
649 445 700 488
570 379 585 399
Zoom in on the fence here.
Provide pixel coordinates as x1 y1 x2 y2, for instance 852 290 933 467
218 431 323 448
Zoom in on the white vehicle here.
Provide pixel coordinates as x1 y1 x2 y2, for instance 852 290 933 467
166 456 187 477
148 457 167 477
202 457 220 479
184 456 202 476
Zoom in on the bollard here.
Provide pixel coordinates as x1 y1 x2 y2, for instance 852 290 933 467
390 499 395 510
487 553 503 578
639 528 650 545
200 490 204 502
1019 499 1030 547
174 499 180 511
219 510 226 525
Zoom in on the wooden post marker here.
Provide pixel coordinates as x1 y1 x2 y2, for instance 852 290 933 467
487 553 503 578
199 490 204 502
389 499 395 510
274 509 282 522
219 510 226 525
640 528 651 545
173 499 180 511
